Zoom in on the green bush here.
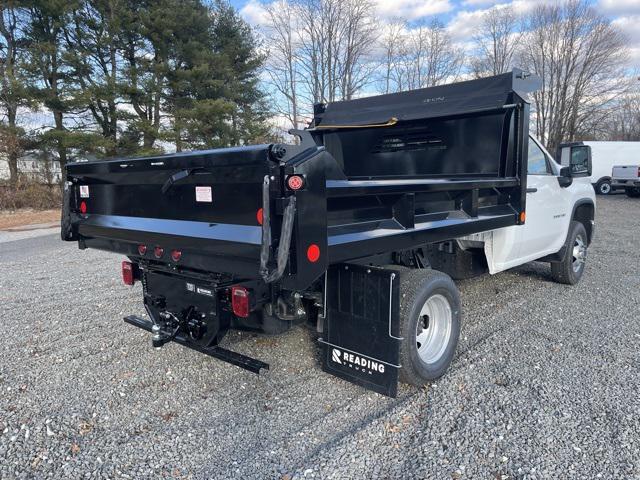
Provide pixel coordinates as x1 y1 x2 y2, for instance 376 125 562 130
0 180 62 211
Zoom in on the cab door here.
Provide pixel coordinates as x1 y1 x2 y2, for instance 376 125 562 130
517 137 571 262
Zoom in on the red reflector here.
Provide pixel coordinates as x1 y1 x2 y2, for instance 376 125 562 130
256 208 263 225
122 261 135 285
307 244 320 262
287 175 305 191
79 201 87 214
171 249 182 262
154 246 164 258
231 286 250 318
138 244 147 256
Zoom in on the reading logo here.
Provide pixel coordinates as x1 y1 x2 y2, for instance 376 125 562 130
332 348 342 364
330 348 385 374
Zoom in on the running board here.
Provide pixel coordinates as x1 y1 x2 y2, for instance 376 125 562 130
123 315 269 374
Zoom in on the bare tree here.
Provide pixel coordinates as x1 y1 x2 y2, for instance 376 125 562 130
602 83 640 141
378 21 406 94
470 6 519 78
518 0 629 153
336 0 377 100
397 19 464 91
264 0 301 130
262 0 377 132
296 0 342 104
296 0 377 104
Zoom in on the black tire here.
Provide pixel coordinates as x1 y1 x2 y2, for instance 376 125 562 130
595 179 612 195
625 187 640 198
397 269 461 387
551 221 588 285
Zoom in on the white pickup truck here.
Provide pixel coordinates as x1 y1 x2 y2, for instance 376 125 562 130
612 165 640 198
471 138 595 285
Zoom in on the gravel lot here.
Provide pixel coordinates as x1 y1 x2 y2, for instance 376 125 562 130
1 195 639 479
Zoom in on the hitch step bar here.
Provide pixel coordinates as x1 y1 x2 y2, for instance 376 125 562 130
124 315 270 374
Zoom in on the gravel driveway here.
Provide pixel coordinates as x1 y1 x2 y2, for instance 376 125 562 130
1 195 639 479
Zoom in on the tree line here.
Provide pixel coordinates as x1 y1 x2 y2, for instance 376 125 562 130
262 0 637 155
0 0 269 184
1 0 638 187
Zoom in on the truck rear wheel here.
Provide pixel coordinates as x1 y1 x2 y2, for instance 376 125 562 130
551 221 588 285
398 269 461 387
625 187 640 198
595 179 612 195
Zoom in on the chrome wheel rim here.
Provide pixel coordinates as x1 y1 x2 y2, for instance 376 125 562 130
600 183 611 194
572 234 587 273
416 294 452 365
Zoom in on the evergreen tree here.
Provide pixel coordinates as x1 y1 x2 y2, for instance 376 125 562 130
23 0 100 168
0 2 31 183
4 0 272 174
195 0 269 148
64 0 122 156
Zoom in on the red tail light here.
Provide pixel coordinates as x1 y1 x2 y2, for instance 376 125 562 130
122 261 135 286
231 286 250 318
307 243 320 262
286 175 305 191
138 244 147 256
256 208 263 225
79 201 87 214
170 249 182 262
154 246 164 258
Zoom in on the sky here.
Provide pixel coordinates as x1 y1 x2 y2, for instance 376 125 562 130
231 0 640 67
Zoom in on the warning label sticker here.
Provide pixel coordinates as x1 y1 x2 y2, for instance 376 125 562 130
79 185 90 198
195 186 212 203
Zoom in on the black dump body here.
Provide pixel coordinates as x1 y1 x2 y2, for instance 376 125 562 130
63 70 537 290
62 70 539 388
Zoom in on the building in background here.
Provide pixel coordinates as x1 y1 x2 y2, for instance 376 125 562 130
0 152 63 184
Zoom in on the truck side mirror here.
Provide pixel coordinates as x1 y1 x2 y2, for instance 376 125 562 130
558 166 573 187
559 144 592 178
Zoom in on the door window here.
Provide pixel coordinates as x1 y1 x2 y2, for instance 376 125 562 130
528 140 550 175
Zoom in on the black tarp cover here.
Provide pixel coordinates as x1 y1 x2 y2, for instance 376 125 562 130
313 69 541 128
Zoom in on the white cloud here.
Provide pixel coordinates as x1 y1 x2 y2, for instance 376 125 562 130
242 0 453 26
612 15 640 69
240 0 269 26
446 9 488 41
598 0 640 16
373 0 453 21
612 15 640 43
242 0 640 71
628 47 640 68
462 0 502 6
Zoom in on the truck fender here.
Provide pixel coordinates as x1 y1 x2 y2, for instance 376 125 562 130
571 199 595 245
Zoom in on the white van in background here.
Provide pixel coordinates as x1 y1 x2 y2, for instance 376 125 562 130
560 141 640 195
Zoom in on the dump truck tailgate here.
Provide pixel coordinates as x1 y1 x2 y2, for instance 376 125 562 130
64 145 272 277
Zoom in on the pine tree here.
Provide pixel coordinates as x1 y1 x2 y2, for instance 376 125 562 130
23 0 101 168
0 2 31 183
203 1 269 147
64 0 122 156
